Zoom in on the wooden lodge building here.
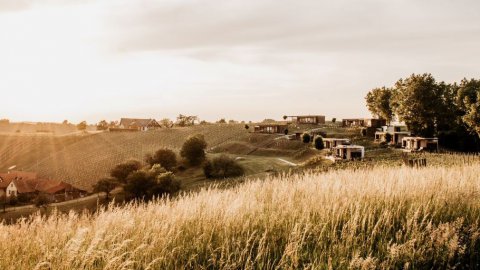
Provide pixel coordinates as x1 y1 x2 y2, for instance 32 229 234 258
375 125 411 146
323 138 351 149
116 118 161 132
254 124 288 134
402 137 439 152
331 145 365 161
342 118 386 128
288 115 326 125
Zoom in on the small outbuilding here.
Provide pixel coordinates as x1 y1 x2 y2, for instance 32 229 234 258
254 124 288 134
288 115 326 125
402 137 439 152
342 118 386 128
332 145 365 160
375 125 411 146
323 138 351 149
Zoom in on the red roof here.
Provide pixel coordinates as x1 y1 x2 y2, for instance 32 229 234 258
0 171 84 194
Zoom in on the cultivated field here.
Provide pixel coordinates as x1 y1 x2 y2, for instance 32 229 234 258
1 162 479 269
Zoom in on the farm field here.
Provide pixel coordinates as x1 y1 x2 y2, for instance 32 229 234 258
1 161 479 269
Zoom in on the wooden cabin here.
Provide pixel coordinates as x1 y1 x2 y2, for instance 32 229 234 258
289 115 325 125
332 145 365 160
402 137 439 152
323 138 351 149
342 118 386 128
375 125 411 146
254 124 288 134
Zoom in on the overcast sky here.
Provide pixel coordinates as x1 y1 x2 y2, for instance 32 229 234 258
1 0 479 123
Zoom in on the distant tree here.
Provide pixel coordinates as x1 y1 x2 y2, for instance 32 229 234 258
457 78 480 138
283 115 288 120
145 148 177 171
365 86 394 124
152 171 181 195
228 120 237 124
262 119 276 123
62 120 69 125
160 118 174 128
180 134 207 166
124 170 156 200
332 118 336 123
34 194 50 208
96 120 109 131
110 159 142 184
109 121 118 128
244 124 250 130
0 119 9 125
217 118 227 124
77 121 87 131
92 177 118 200
199 120 209 125
176 114 197 127
391 74 445 137
314 136 324 150
302 133 311 144
203 155 244 179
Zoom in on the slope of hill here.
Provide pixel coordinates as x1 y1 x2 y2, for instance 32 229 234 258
1 162 479 269
18 124 251 190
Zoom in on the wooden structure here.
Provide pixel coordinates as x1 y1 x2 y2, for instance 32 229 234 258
323 138 350 149
289 115 325 125
332 145 365 160
402 153 427 167
402 137 439 152
254 124 288 134
119 118 161 131
342 118 386 128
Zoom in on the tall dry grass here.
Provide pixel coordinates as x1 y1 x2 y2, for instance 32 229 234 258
1 163 480 269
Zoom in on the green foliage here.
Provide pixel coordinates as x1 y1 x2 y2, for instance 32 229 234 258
76 121 87 131
181 134 207 166
217 118 227 124
314 136 324 150
203 155 245 179
96 120 108 131
145 148 177 171
457 78 480 137
124 166 180 200
302 133 311 144
283 115 288 120
176 114 197 127
93 177 118 200
160 118 174 128
365 87 394 123
110 159 142 184
34 194 50 208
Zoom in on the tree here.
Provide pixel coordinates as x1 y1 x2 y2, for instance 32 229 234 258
314 136 324 150
181 134 208 166
365 86 394 123
110 159 142 183
244 124 250 130
62 120 69 125
77 121 87 131
145 148 177 171
332 118 336 123
457 78 480 138
391 74 444 137
217 118 227 124
159 118 173 128
34 194 50 208
124 171 156 200
203 155 244 179
92 177 118 200
302 133 311 144
176 114 197 127
96 120 109 131
283 115 288 120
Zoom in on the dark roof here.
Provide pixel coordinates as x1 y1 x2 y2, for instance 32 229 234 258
0 171 85 194
0 171 38 189
120 118 159 128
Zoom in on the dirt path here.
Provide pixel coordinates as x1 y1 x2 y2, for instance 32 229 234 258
277 158 298 166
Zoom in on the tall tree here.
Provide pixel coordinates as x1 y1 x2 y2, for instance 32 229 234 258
365 87 394 123
457 78 480 138
392 73 444 137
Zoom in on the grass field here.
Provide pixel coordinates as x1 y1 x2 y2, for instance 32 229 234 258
1 161 479 269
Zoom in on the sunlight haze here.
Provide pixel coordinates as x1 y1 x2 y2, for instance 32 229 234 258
1 0 479 123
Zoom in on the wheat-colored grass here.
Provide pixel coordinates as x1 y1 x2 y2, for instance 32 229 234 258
1 163 480 269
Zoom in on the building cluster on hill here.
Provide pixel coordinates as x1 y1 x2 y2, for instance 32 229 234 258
0 171 86 203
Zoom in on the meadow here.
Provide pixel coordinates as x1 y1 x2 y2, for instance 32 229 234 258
1 161 479 269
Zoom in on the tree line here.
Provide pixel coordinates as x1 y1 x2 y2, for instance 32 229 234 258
366 73 480 151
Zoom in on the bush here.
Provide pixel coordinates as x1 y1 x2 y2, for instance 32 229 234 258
203 155 245 179
153 172 181 195
314 136 324 150
8 195 18 206
181 134 207 166
124 166 181 200
332 118 336 123
110 159 143 183
302 133 311 143
34 194 50 208
145 148 177 171
93 177 118 200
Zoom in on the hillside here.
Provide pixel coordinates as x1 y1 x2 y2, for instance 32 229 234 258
1 162 479 269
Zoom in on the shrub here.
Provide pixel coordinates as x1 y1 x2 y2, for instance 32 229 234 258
181 134 207 166
110 159 143 184
302 133 311 143
332 118 336 123
34 194 50 208
314 136 325 150
124 166 181 200
153 172 181 195
145 148 177 171
93 177 118 200
203 155 245 179
8 195 18 206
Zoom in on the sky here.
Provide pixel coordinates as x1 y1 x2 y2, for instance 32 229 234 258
1 0 480 123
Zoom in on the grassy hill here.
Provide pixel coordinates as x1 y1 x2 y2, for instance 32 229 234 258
1 161 479 269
